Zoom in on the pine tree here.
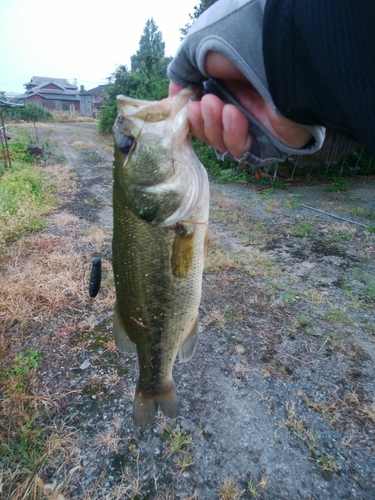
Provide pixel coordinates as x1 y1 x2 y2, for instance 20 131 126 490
131 18 171 77
99 19 170 133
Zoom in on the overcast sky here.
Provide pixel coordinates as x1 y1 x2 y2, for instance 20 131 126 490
0 0 198 94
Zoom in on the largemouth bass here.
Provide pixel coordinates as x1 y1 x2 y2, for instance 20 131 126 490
112 90 209 426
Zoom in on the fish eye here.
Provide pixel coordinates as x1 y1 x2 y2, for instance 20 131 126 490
119 136 135 155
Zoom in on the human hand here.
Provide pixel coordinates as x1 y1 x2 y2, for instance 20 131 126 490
169 52 313 159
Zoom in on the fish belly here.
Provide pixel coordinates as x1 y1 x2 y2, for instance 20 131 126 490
112 187 208 426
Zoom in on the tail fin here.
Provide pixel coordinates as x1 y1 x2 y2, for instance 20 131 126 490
133 383 179 426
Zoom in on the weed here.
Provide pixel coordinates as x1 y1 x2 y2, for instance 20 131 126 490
2 350 41 393
298 314 312 327
0 164 57 243
265 199 281 212
324 332 344 350
247 474 268 498
219 477 244 500
324 307 355 325
7 141 35 164
205 243 240 273
163 424 193 458
286 198 301 209
162 424 196 476
0 345 77 499
218 169 249 184
241 248 282 278
0 234 87 331
284 402 318 451
328 230 354 244
326 177 350 192
303 396 338 426
239 221 271 247
287 221 315 237
86 195 106 206
176 451 195 475
304 289 325 306
282 292 295 304
317 455 338 473
92 426 122 454
115 452 148 499
192 139 238 179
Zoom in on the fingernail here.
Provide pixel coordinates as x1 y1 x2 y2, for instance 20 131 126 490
222 109 232 132
201 102 213 127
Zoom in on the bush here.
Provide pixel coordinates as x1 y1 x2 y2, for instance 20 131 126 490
4 103 54 122
98 103 117 134
7 142 35 164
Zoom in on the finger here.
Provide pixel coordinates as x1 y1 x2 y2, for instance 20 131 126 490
205 51 247 81
186 101 210 145
263 101 313 148
206 52 313 149
169 81 185 97
200 94 227 153
222 104 251 158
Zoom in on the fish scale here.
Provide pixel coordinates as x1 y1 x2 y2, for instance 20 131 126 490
112 90 209 426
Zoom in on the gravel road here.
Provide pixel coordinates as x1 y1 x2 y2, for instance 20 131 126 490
28 122 375 499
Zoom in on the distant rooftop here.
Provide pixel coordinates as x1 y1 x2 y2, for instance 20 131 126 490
24 76 78 91
80 85 106 96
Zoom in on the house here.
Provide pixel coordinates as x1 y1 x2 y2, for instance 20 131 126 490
79 85 106 118
17 76 80 111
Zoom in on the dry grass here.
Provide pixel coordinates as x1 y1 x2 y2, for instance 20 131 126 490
0 234 86 331
106 452 148 499
219 477 244 500
284 401 318 452
53 113 97 123
247 474 268 498
0 387 80 500
82 225 112 251
70 140 93 149
0 128 115 499
46 163 79 201
205 245 241 273
92 424 122 454
204 233 281 278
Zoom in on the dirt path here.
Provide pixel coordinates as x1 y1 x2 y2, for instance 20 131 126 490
9 122 375 499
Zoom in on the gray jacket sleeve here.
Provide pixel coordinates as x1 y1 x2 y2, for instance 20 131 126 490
167 0 325 167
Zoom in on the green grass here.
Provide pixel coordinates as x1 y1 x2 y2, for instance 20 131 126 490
324 307 355 325
192 139 251 184
2 350 41 393
0 346 71 499
287 221 315 237
0 350 45 473
326 177 350 192
0 162 57 243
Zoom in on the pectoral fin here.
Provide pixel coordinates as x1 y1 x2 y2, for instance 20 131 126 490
179 317 199 362
113 305 137 354
172 226 195 278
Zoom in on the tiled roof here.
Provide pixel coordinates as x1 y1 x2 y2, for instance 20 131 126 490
24 76 78 90
18 92 80 101
80 85 106 96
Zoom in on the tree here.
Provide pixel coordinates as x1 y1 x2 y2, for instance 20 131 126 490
180 0 218 38
99 19 171 133
79 85 86 94
99 65 132 133
131 18 171 78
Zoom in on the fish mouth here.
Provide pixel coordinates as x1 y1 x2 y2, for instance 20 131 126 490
116 88 196 125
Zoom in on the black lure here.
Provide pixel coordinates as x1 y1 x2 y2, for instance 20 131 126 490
89 257 102 297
